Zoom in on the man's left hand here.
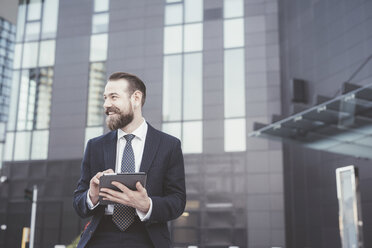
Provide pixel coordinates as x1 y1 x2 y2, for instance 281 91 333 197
99 181 150 213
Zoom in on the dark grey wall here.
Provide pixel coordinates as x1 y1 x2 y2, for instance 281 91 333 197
0 160 85 248
279 0 372 247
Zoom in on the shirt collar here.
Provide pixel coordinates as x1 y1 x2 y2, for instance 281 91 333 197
117 118 147 141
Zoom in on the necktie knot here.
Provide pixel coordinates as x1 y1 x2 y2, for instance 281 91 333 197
124 134 135 143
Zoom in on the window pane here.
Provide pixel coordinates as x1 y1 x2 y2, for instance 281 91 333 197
25 22 40 41
14 131 31 160
184 23 203 52
13 44 22 69
224 118 246 152
224 0 244 18
7 71 20 131
162 122 181 140
94 0 109 12
0 143 3 168
92 13 109 33
224 48 245 118
27 73 37 130
183 121 202 153
22 42 39 68
36 68 53 129
39 40 55 67
164 25 182 54
87 62 106 126
183 53 202 120
31 130 48 159
42 0 59 39
16 4 27 42
3 132 14 161
85 127 104 149
185 0 203 23
167 0 181 3
17 70 30 130
27 0 42 21
224 18 244 48
90 34 108 62
163 55 182 121
165 4 183 25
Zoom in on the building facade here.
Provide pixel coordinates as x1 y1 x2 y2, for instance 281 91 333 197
1 0 372 248
0 0 284 247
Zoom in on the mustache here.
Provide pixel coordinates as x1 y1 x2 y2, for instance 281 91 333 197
105 106 121 115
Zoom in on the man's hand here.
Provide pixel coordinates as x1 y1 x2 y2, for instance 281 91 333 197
89 169 114 205
99 181 151 213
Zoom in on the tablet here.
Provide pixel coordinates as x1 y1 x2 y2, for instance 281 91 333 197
99 172 147 205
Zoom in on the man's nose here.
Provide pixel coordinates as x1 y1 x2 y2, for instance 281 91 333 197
103 99 111 108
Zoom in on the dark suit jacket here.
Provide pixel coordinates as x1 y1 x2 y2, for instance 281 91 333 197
73 123 186 248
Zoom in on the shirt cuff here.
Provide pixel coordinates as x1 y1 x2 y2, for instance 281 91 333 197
136 197 153 221
86 189 99 210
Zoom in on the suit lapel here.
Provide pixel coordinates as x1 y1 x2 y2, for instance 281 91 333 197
104 131 117 171
140 123 160 173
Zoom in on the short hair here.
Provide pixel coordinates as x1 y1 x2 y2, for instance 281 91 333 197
108 72 146 106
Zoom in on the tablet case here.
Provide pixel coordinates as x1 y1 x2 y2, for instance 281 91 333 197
99 172 147 205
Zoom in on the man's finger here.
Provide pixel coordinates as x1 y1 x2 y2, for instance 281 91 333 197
111 181 130 193
136 181 145 192
103 169 114 174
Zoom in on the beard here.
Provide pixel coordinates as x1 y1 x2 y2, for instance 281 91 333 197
105 106 134 131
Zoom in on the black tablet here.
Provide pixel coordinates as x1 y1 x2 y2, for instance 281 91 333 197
99 172 147 205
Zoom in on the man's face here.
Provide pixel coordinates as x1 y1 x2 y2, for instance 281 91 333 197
103 79 134 131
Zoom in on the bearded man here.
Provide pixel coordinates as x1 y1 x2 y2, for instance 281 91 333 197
73 72 186 248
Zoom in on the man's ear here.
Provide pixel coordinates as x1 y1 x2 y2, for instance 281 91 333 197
132 90 142 107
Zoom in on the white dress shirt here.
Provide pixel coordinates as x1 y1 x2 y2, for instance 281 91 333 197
86 119 153 221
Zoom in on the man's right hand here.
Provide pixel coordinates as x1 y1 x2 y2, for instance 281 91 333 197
89 169 114 205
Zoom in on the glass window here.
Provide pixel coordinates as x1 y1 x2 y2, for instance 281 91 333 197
0 143 3 168
38 40 56 67
27 0 42 21
163 55 182 121
162 122 181 140
164 25 182 54
165 4 183 25
183 53 202 120
17 70 30 130
85 127 104 149
0 123 5 142
184 23 203 52
36 67 53 129
25 22 40 41
7 71 20 131
183 121 202 153
92 13 109 33
185 0 203 23
224 48 245 118
224 118 246 151
22 42 39 68
3 132 14 161
224 18 244 48
94 0 109 12
90 34 108 62
87 62 106 126
224 0 244 18
14 131 31 160
16 3 27 42
31 130 49 159
13 44 23 69
42 0 59 39
166 0 181 2
26 76 37 130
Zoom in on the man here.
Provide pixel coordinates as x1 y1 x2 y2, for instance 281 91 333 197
73 72 186 248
